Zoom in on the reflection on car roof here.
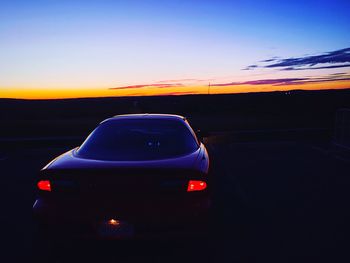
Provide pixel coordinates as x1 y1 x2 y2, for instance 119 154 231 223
101 114 186 124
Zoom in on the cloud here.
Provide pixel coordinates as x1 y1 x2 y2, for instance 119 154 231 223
243 64 258 70
274 76 350 86
330 72 347 75
120 91 196 96
110 83 183 90
281 64 350 71
260 57 279 63
156 78 215 83
245 47 350 71
211 78 307 87
211 74 350 87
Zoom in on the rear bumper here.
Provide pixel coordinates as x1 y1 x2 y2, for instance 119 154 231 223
33 196 211 239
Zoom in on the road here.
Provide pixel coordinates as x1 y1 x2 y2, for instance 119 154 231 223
0 137 349 262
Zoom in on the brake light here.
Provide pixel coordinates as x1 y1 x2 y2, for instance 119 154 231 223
187 180 207 192
37 180 51 191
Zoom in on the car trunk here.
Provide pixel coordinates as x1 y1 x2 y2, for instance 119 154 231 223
38 168 209 227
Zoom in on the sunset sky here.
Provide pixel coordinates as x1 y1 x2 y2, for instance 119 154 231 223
0 0 349 99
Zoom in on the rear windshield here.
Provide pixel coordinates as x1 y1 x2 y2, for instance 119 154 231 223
76 119 199 161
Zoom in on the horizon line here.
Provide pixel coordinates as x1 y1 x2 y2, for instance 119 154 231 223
1 87 350 101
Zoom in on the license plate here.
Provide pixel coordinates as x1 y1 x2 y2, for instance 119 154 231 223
97 220 135 238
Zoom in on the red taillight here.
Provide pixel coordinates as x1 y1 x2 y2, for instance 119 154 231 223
37 180 51 191
187 180 207 192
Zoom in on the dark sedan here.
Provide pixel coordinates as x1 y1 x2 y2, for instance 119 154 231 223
33 114 210 239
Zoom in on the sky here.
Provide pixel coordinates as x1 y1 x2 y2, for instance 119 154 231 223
0 0 349 99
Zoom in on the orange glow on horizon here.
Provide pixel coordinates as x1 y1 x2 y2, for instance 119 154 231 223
1 80 349 100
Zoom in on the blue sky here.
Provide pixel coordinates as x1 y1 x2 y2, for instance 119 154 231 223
0 0 349 98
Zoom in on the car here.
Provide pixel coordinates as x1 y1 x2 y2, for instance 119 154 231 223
33 114 210 240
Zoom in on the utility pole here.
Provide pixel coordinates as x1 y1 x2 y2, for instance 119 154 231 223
208 82 211 95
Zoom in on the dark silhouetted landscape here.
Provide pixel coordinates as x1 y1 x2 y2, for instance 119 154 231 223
1 89 350 262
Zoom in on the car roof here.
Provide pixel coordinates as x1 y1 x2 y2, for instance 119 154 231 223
100 114 186 124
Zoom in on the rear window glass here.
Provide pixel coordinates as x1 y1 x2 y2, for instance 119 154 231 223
76 119 199 161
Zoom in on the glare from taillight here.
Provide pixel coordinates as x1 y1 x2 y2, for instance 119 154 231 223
187 180 207 192
37 180 51 191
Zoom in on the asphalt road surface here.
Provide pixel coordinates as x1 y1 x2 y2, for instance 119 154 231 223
1 137 349 262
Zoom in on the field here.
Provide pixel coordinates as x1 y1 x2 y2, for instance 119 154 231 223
1 89 350 262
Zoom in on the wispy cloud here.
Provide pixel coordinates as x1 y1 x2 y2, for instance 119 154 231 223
243 64 258 70
330 72 347 75
244 47 350 71
155 78 215 83
119 90 197 96
281 64 350 71
110 83 183 90
211 78 307 87
211 73 350 87
110 78 215 91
